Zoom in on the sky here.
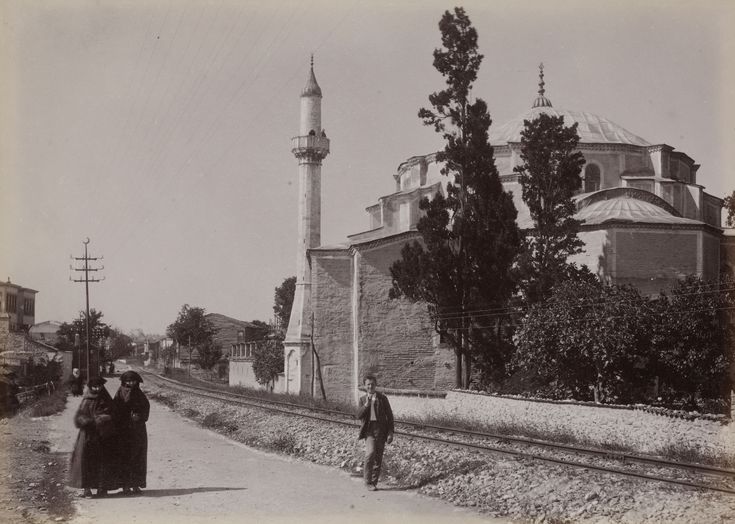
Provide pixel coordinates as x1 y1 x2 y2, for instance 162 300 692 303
1 0 734 336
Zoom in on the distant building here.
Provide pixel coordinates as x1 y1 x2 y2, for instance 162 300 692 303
0 314 61 379
0 278 37 332
29 321 62 346
206 313 268 359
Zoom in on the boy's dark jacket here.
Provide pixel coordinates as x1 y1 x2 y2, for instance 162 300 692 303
356 391 394 440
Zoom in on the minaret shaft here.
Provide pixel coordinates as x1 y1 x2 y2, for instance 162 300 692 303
284 60 329 396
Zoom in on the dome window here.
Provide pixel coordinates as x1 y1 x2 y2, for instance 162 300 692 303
584 163 601 193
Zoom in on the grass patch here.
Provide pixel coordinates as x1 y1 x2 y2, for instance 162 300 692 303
26 387 68 417
658 441 735 468
202 412 239 432
181 407 201 418
402 413 636 454
265 432 297 454
147 391 178 408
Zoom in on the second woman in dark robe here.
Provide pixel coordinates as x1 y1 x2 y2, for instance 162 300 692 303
113 370 150 495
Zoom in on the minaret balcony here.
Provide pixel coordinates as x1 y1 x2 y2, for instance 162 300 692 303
291 135 330 160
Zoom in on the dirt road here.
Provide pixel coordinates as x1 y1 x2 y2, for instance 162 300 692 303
50 386 505 524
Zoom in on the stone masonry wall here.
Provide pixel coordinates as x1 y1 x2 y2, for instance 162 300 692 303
388 390 735 458
613 229 698 294
357 241 447 391
311 253 355 401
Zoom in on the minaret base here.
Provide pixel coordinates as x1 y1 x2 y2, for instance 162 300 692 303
283 339 313 395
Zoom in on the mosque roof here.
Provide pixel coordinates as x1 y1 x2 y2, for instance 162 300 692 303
490 63 650 147
575 193 702 226
489 107 651 147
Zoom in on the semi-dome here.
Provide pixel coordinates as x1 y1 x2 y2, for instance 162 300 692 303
489 106 650 147
575 192 701 226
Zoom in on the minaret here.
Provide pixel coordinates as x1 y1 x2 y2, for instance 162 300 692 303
284 56 330 395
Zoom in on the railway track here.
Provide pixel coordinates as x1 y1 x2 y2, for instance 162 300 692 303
141 370 735 495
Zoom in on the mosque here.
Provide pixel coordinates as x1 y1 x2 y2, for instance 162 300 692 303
279 62 724 403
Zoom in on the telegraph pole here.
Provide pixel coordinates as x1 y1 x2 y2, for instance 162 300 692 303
71 238 104 380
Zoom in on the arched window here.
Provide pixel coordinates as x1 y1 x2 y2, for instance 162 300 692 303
584 163 601 193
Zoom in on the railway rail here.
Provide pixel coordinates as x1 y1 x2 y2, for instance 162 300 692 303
141 370 735 495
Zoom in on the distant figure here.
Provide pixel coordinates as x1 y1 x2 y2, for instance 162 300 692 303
113 370 150 495
68 368 84 396
108 362 115 375
356 374 394 491
69 376 118 498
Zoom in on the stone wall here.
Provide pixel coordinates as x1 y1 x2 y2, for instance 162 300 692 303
388 390 735 458
613 228 698 294
229 358 284 393
312 252 355 401
357 240 454 391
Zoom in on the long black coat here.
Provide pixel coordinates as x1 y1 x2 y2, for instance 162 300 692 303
68 390 119 489
113 385 150 488
67 374 84 396
357 392 394 440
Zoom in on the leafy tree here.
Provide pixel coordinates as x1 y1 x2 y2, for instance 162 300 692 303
650 276 734 404
251 333 285 391
197 340 223 371
106 328 133 361
166 304 218 369
56 309 110 374
724 189 735 227
273 276 296 331
513 278 652 403
389 7 521 388
514 113 586 304
55 309 109 352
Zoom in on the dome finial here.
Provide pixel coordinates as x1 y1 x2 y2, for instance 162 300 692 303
310 53 314 69
532 62 552 108
538 62 545 96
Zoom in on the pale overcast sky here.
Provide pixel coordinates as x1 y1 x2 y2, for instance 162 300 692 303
1 0 733 335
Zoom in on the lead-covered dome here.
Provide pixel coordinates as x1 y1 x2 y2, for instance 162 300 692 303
489 106 650 147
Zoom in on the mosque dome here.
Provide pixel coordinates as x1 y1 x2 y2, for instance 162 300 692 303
489 107 650 147
489 63 650 147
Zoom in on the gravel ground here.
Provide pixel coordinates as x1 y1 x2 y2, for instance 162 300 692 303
145 381 735 524
0 414 75 524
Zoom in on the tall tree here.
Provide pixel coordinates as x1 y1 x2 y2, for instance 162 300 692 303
389 7 521 388
166 304 218 368
273 276 296 331
514 113 586 304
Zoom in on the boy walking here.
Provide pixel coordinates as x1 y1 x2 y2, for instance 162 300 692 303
356 374 394 491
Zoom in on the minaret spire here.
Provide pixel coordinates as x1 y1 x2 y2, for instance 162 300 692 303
532 62 553 108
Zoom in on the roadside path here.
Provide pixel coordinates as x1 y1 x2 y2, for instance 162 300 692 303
49 382 506 524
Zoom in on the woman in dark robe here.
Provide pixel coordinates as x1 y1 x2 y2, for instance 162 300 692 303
68 376 119 497
113 370 150 495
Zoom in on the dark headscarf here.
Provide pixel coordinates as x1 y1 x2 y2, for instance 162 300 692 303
120 371 143 384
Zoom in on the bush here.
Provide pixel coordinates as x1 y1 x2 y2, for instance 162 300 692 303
27 387 67 418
